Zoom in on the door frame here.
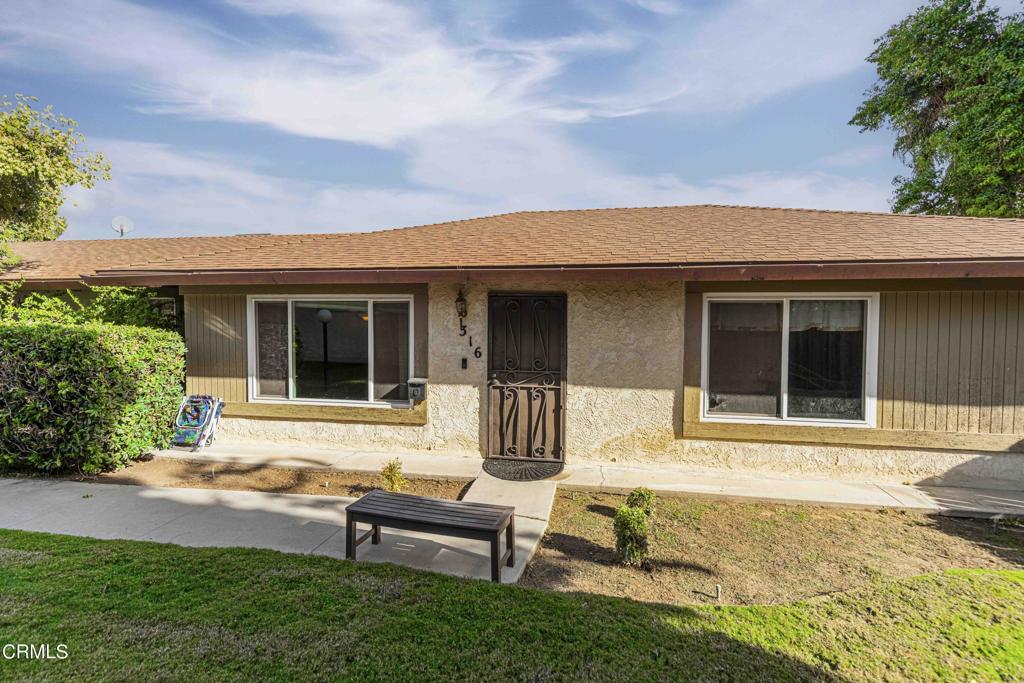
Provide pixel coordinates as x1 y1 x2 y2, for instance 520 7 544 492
485 291 568 462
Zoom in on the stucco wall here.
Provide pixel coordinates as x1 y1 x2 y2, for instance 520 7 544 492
213 278 1024 486
219 279 688 460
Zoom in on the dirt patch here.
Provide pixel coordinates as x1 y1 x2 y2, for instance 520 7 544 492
520 490 1024 606
45 458 472 500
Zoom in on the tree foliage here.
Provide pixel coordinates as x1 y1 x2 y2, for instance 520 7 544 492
0 281 177 330
0 95 110 263
851 0 1024 216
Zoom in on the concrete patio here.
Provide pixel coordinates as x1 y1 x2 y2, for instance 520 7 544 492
0 474 554 584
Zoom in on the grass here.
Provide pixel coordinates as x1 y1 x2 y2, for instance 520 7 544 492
1 529 1022 682
523 491 1024 605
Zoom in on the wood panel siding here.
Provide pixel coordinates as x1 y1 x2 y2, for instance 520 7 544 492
683 283 1024 452
877 291 1024 435
184 294 248 402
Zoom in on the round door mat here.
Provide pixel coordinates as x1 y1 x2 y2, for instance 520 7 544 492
482 458 564 481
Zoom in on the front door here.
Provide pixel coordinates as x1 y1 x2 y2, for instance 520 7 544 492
487 293 566 461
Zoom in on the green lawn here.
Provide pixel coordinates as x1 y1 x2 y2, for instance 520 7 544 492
0 529 1021 682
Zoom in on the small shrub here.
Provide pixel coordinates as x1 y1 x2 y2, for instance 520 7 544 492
613 505 650 567
380 458 407 492
0 321 185 473
625 486 657 517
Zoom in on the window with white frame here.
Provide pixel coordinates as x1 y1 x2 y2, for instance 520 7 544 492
701 294 878 426
248 296 413 405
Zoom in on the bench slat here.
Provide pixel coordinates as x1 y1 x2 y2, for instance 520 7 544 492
351 490 512 514
353 499 508 524
350 503 508 531
346 490 513 532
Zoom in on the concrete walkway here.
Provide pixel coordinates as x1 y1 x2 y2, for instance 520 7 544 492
160 442 1024 518
557 461 1024 518
0 475 554 584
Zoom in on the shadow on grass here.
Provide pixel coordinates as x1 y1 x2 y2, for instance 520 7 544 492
0 528 848 682
586 503 617 518
930 514 1024 568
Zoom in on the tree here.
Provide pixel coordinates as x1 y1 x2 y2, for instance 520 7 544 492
851 0 1024 217
0 95 110 263
0 281 176 330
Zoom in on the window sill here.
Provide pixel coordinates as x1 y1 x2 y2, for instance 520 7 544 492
700 415 874 429
222 400 428 425
682 420 1024 452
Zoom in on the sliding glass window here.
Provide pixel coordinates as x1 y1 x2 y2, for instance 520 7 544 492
250 297 413 405
702 295 876 426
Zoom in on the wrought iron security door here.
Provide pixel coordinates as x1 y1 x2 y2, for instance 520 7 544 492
487 293 566 461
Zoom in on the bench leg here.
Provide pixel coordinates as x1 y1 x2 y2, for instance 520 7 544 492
346 515 357 561
506 516 515 568
490 534 501 583
372 524 381 545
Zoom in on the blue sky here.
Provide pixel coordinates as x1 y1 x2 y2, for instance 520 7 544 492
2 0 920 240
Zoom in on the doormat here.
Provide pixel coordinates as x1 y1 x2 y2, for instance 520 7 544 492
482 458 564 481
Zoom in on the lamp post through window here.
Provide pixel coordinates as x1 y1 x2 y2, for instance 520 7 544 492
316 308 333 390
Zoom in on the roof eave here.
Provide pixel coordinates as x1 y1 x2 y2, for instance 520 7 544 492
81 259 1024 287
0 276 92 290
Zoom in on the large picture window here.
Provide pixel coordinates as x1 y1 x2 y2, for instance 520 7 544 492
248 296 413 406
701 294 878 426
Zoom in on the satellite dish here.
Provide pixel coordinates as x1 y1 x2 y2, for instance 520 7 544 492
111 216 135 238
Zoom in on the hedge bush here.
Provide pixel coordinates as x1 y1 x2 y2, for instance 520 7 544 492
625 486 657 517
0 322 185 473
613 505 650 567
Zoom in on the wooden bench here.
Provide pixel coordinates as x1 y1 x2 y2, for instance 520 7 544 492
345 490 516 583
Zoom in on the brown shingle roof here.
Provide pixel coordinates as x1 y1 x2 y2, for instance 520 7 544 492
2 233 332 283
7 205 1024 284
103 205 1024 273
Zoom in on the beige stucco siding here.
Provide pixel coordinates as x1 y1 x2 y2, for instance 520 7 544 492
185 280 686 458
181 278 1024 484
427 280 686 459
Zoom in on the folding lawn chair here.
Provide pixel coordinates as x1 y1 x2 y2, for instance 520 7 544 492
169 395 225 452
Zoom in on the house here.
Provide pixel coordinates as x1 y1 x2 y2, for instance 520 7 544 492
7 205 1024 487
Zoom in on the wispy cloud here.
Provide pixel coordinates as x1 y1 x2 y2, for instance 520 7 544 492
61 136 891 239
2 0 606 146
623 0 684 15
583 0 918 117
3 0 903 237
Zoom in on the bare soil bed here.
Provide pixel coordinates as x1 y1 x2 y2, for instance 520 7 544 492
47 457 472 500
519 490 1024 606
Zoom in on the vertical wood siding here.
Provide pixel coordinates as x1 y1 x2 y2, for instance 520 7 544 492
184 295 248 402
878 290 1024 434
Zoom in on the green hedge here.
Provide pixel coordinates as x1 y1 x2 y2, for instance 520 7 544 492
0 322 185 473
